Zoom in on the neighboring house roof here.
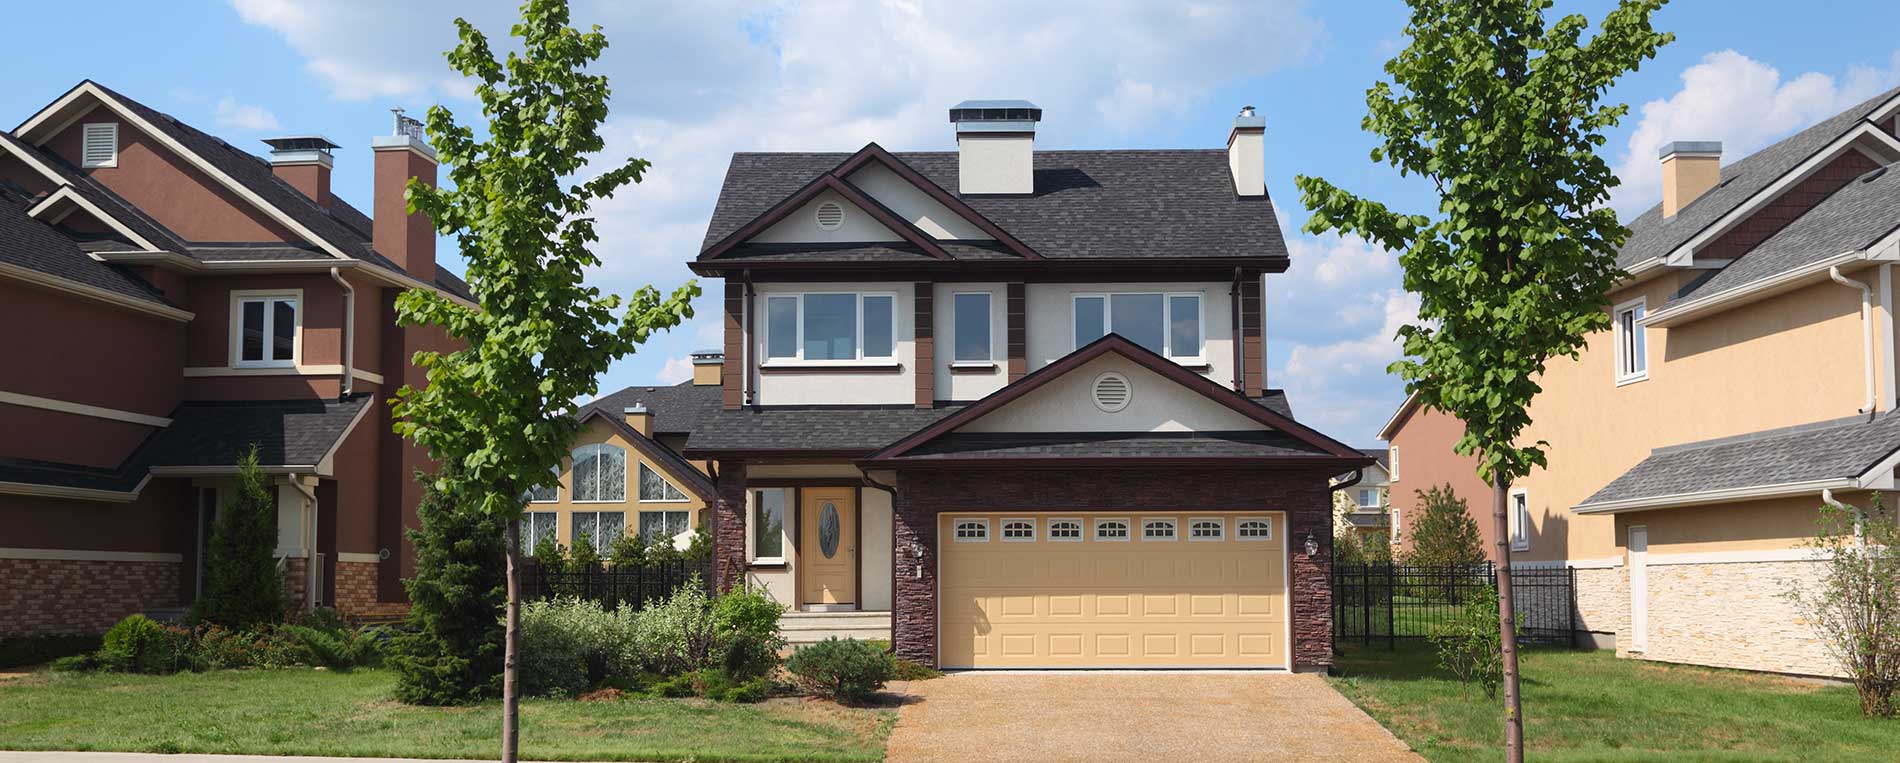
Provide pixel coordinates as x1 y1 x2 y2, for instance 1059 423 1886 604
0 190 173 308
698 148 1288 265
576 408 715 502
1617 86 1900 270
1359 448 1390 471
1575 411 1900 513
581 382 722 436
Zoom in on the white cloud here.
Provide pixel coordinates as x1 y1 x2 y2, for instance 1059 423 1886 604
656 356 694 385
1609 49 1900 216
214 97 281 131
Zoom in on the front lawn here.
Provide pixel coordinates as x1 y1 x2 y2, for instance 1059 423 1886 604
0 668 892 762
1330 645 1898 763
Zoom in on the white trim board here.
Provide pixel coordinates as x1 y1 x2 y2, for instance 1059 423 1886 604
0 474 150 503
1512 556 1623 570
0 262 193 322
0 390 171 427
25 186 165 252
0 547 181 563
1643 547 1833 567
183 365 384 384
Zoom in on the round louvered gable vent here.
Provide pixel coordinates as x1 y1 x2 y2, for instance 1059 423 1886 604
814 201 846 230
1092 372 1132 412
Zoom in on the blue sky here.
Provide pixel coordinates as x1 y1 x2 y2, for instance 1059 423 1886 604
9 1 1899 446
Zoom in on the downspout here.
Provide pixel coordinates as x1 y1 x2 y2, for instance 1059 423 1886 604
1821 488 1867 549
1828 266 1875 414
328 267 355 399
1230 267 1244 392
742 270 756 406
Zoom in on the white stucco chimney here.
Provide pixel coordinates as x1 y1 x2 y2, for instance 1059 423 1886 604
951 100 1039 195
1227 105 1266 197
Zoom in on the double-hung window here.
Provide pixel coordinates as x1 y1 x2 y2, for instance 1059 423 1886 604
232 291 300 368
764 292 895 362
1510 489 1530 552
751 489 786 562
1613 297 1647 384
571 444 626 502
953 292 992 362
1073 292 1202 359
571 511 624 556
1357 488 1380 509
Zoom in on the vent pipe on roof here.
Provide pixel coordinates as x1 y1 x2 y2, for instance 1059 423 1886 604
1659 141 1722 218
951 100 1039 195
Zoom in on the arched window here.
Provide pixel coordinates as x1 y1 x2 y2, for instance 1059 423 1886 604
1048 520 1083 541
953 519 989 542
1095 519 1130 541
1001 519 1037 541
1237 518 1274 541
1189 518 1224 541
570 443 626 502
1142 518 1177 541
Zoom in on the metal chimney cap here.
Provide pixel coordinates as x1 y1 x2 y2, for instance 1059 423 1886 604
1233 106 1265 130
623 404 650 414
1658 141 1722 160
949 99 1042 128
261 136 340 153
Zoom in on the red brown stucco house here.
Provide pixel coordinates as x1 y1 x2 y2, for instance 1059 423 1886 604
0 81 468 633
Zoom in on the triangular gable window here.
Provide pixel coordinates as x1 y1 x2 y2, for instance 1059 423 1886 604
638 463 689 502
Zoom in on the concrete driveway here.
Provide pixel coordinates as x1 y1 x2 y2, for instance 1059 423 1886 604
884 672 1421 763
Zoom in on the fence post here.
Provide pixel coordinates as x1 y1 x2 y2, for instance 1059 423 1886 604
1385 563 1395 651
1361 564 1371 647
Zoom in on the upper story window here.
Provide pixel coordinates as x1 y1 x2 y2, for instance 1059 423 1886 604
1614 297 1647 385
953 292 992 362
1510 489 1530 551
1357 488 1380 509
1388 446 1399 481
765 292 895 362
523 465 559 503
570 443 626 502
638 463 689 503
82 123 118 168
231 291 299 368
1073 292 1202 359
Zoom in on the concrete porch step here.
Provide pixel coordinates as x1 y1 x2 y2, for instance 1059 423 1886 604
782 610 892 644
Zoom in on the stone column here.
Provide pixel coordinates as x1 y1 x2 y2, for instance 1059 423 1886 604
711 461 748 591
890 476 938 666
1287 473 1334 672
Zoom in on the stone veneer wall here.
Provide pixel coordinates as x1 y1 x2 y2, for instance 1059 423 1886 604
711 462 749 592
0 558 181 634
1617 559 1840 678
888 467 1335 671
1573 566 1623 642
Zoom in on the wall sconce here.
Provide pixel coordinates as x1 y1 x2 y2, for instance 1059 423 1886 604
911 542 923 559
1303 533 1319 557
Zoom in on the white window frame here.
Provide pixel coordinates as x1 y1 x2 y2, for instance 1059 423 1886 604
1070 291 1206 360
749 488 787 564
1388 446 1399 482
1188 517 1225 541
761 291 898 365
952 518 990 543
1390 508 1403 544
570 511 625 555
1094 517 1131 542
81 122 118 168
951 291 994 364
525 465 560 504
999 517 1037 542
1047 519 1084 542
1357 488 1380 509
1613 296 1648 385
1141 517 1179 542
637 462 690 503
638 509 690 544
1510 488 1531 552
570 443 627 504
1236 516 1274 541
229 290 302 369
519 511 557 556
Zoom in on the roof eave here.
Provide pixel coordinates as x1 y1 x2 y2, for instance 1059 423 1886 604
1572 477 1859 515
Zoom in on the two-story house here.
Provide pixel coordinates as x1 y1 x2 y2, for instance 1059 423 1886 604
0 81 466 633
671 101 1370 672
1383 86 1900 676
1334 449 1392 546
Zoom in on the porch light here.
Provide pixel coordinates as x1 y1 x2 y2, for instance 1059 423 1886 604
1303 533 1319 557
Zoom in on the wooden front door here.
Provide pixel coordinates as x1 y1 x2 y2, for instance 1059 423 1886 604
799 487 858 607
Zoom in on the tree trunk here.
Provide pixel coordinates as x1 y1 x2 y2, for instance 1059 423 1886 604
1493 476 1524 763
503 519 522 763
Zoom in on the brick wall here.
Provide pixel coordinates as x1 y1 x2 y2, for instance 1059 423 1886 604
0 557 181 635
282 556 308 609
889 466 1335 671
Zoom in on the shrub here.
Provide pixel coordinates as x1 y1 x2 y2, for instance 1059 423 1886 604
569 534 601 573
190 448 288 630
712 584 786 680
786 637 894 704
684 527 713 563
0 633 103 670
1786 493 1900 717
608 532 648 568
629 577 718 675
99 615 189 674
1403 484 1486 568
390 471 508 706
517 597 634 697
1427 585 1511 698
48 653 98 672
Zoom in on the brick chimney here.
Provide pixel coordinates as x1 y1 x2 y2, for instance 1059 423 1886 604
690 349 723 386
1227 106 1266 197
371 109 437 279
264 136 339 208
1659 141 1722 218
624 404 653 437
951 100 1039 195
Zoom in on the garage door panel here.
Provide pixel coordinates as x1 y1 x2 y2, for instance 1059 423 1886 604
940 512 1286 669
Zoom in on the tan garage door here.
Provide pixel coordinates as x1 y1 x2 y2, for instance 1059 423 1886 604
939 511 1286 669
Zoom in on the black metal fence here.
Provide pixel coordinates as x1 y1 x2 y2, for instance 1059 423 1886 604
521 558 712 611
1333 562 1578 649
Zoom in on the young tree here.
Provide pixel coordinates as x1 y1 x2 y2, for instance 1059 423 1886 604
1786 494 1900 717
190 446 285 630
392 470 508 705
1406 484 1486 568
1295 2 1672 758
391 2 698 758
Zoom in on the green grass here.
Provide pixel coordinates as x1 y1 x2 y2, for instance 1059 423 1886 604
1329 645 1899 763
0 668 893 762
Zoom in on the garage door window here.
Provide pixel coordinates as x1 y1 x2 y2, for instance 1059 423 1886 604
1237 517 1273 541
1095 518 1130 541
1142 518 1178 541
953 519 989 542
1048 520 1083 541
1189 518 1224 541
1000 519 1037 542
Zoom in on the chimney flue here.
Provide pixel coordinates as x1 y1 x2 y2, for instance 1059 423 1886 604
1659 141 1722 218
951 99 1039 195
690 349 723 387
1227 106 1266 197
263 136 339 207
371 110 438 280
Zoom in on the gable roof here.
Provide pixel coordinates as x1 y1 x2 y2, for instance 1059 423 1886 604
1575 411 1900 513
863 334 1366 466
0 188 179 315
576 408 714 502
580 382 721 436
697 148 1288 267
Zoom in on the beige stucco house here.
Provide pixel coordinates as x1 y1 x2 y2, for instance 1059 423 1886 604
1382 87 1900 676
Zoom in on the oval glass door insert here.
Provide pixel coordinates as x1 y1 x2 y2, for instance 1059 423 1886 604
818 502 841 558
